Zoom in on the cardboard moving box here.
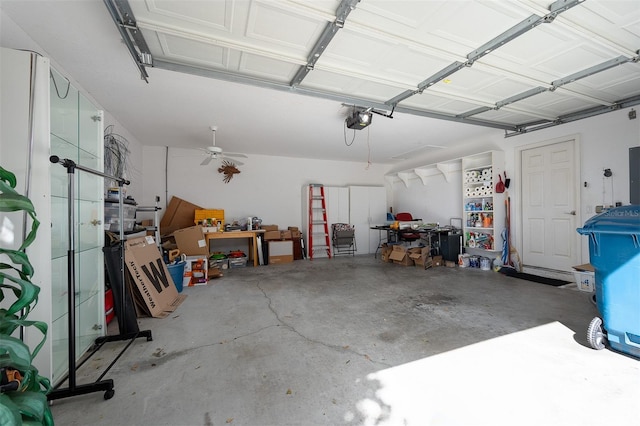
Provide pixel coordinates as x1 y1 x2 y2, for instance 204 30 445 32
125 236 187 318
173 226 211 285
269 240 294 264
160 197 203 236
389 245 413 266
409 247 432 269
173 225 209 256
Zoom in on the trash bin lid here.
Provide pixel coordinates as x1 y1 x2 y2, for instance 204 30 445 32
577 205 640 235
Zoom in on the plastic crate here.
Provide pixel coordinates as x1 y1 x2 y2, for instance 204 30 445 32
209 258 228 270
228 257 247 268
106 218 135 232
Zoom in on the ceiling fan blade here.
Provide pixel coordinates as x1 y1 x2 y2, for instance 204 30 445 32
224 153 248 158
200 156 213 166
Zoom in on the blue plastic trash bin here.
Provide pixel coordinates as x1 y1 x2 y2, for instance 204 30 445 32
577 205 640 358
167 261 186 293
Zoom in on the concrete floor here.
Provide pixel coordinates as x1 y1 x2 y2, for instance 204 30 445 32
51 256 639 426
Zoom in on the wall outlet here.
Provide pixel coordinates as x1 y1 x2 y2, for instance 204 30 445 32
586 205 592 213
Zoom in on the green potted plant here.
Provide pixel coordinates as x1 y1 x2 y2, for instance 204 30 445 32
0 166 54 425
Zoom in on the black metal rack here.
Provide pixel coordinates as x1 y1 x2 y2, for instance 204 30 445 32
48 156 151 402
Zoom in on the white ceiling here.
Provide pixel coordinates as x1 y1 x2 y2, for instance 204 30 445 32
1 0 639 164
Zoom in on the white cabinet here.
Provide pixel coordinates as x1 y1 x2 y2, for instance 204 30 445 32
349 186 386 254
461 151 505 254
1 49 104 385
325 186 350 229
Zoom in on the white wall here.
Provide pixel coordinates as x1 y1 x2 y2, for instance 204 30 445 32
142 146 387 230
499 107 639 264
388 106 640 264
390 172 462 226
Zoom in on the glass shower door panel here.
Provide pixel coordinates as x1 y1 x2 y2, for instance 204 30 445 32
77 155 102 201
77 247 103 305
50 257 68 323
76 294 103 357
50 196 69 260
49 68 79 146
78 94 102 158
51 314 69 385
77 199 103 253
50 133 78 196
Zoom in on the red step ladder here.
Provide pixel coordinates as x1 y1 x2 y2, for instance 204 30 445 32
308 184 331 259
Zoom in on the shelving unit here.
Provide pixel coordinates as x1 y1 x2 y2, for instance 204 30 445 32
461 151 505 253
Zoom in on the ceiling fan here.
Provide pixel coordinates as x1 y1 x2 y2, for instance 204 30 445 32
198 126 247 166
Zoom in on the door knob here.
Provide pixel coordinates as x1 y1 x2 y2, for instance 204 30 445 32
564 210 576 215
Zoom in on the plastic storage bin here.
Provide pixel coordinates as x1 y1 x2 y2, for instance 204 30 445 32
105 200 137 231
228 257 247 268
577 205 640 358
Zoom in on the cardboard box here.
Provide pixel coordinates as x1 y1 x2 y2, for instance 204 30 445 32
173 225 208 256
264 230 282 240
160 196 203 236
573 264 595 292
409 247 431 269
389 245 413 266
183 255 208 286
432 255 443 267
290 230 302 239
280 230 292 240
208 266 223 279
124 236 187 318
269 240 294 264
380 244 393 262
445 260 457 268
262 225 278 231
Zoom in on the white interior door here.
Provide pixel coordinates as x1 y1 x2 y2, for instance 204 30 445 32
521 140 579 271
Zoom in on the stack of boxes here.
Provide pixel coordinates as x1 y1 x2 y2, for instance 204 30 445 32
263 225 302 264
380 244 445 269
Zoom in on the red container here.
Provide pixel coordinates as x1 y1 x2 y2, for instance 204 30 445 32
105 289 115 325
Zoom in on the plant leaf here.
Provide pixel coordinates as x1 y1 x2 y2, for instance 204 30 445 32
0 335 33 371
0 249 34 277
0 316 48 358
6 391 52 425
0 274 39 316
0 181 35 213
0 393 22 426
0 166 17 188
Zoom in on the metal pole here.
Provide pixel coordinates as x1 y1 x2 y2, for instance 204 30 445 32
65 163 77 390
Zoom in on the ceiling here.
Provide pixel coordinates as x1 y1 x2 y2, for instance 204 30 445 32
1 0 639 165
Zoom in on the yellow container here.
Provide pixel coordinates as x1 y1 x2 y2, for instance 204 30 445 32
194 209 224 226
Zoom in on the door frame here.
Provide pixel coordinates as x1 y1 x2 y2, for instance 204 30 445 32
515 134 583 271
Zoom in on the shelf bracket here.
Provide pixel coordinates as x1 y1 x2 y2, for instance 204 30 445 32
413 168 430 185
436 163 454 182
397 172 413 188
